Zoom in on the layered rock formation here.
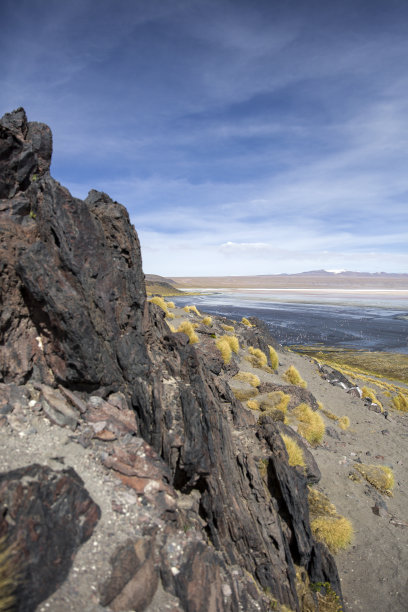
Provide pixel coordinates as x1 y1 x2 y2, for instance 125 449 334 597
0 108 342 611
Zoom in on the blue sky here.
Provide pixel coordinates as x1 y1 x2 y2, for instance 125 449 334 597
2 0 408 275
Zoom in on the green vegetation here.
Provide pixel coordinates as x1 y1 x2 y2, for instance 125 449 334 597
283 365 307 388
293 346 408 385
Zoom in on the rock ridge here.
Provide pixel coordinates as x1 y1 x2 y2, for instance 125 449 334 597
0 108 342 611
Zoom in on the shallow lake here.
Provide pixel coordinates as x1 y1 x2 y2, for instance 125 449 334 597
172 289 408 354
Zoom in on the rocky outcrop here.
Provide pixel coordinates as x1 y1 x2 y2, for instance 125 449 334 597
0 108 343 611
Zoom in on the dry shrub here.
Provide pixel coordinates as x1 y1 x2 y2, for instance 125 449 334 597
0 537 16 612
231 387 259 401
283 365 307 388
166 301 175 309
247 399 259 410
267 391 290 413
308 488 337 518
293 403 325 446
308 488 353 555
221 324 235 333
176 321 199 344
241 317 253 327
233 371 260 387
149 296 170 315
246 346 268 369
392 393 408 412
268 345 279 370
216 339 232 364
202 316 212 326
166 312 175 319
311 516 353 554
338 416 350 430
353 463 394 495
281 434 305 467
362 386 383 410
183 305 201 316
217 335 239 357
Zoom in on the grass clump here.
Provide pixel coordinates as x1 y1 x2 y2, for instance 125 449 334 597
216 334 240 364
231 387 259 401
281 434 305 467
233 371 260 387
267 391 290 413
338 416 350 430
392 392 408 412
149 296 172 316
247 399 259 411
353 463 394 495
176 321 199 344
268 345 279 370
362 386 383 410
166 301 175 309
0 537 16 612
183 305 201 316
308 488 353 555
201 316 212 326
246 346 268 369
311 516 353 555
293 403 325 446
221 324 235 333
241 317 253 327
283 365 307 388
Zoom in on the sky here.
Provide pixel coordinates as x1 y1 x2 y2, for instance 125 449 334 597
2 0 408 276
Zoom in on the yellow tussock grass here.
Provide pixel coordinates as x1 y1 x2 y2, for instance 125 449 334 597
267 391 290 413
221 324 235 333
231 387 259 401
353 463 394 495
338 416 350 430
283 365 307 388
218 334 239 354
392 393 408 412
176 321 199 344
268 345 279 370
281 434 305 467
362 386 383 410
168 323 176 333
293 403 325 446
311 516 353 554
149 296 169 314
166 312 175 319
202 316 212 326
183 305 201 316
233 371 260 387
0 537 16 612
216 339 232 364
308 488 337 518
247 399 259 410
241 317 253 327
166 301 175 309
247 346 268 368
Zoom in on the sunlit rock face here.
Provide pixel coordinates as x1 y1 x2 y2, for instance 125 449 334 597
0 108 342 611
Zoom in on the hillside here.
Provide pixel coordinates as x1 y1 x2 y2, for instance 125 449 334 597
1 108 407 612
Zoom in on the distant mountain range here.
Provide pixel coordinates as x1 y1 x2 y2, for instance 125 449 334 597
154 271 408 290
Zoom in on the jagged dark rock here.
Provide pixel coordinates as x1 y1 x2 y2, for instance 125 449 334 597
0 108 343 611
0 463 100 612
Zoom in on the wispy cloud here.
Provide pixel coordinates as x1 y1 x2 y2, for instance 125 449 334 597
2 0 408 274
